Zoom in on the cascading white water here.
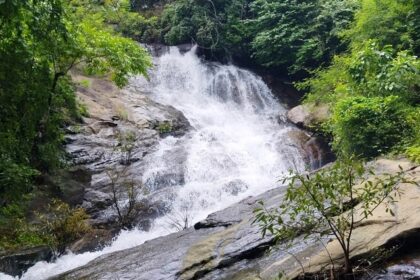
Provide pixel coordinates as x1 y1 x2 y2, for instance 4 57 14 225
4 46 306 280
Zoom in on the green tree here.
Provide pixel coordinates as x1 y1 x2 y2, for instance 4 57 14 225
160 0 252 59
254 159 416 276
348 42 420 104
300 42 419 159
0 0 151 200
344 0 418 53
249 0 356 73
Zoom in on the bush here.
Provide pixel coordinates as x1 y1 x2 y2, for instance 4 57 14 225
331 96 413 158
405 110 420 163
0 161 39 202
0 200 50 250
0 199 91 251
406 146 420 163
348 42 420 104
38 199 92 248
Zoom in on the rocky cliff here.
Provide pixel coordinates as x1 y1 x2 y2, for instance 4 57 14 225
54 158 419 280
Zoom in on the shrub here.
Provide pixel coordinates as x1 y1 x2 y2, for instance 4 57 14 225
107 132 145 229
0 200 51 250
158 121 172 134
38 200 91 248
0 199 91 250
406 146 420 163
348 42 420 104
331 96 413 158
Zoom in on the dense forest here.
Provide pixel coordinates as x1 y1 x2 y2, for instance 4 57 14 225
0 0 419 277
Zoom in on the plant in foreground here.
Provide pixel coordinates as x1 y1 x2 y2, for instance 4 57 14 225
254 158 417 277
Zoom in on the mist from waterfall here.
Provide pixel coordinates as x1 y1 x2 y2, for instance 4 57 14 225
9 46 306 280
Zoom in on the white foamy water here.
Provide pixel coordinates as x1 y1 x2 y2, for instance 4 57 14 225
2 46 306 280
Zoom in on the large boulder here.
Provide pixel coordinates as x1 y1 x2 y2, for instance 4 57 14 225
68 229 115 254
0 246 53 277
287 104 329 129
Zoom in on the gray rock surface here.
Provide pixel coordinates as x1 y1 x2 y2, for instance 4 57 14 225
54 159 420 280
287 104 329 129
66 73 191 229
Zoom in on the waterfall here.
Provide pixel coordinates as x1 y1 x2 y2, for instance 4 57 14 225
7 46 306 280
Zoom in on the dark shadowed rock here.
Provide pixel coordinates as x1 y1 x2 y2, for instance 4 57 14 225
287 130 334 169
43 167 91 206
68 229 115 254
0 246 53 277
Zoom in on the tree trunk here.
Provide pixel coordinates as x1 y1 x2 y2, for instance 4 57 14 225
343 252 353 276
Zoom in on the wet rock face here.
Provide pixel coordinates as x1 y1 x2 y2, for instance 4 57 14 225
68 229 116 254
55 159 420 280
287 130 335 169
370 261 420 280
53 190 281 280
42 167 91 206
65 73 191 232
0 246 53 277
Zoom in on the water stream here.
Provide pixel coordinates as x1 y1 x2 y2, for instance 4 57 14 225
4 46 307 280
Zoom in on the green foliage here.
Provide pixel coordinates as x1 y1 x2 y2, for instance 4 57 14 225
77 101 90 118
130 0 168 11
37 199 92 248
249 0 357 73
87 0 161 43
0 0 151 200
0 198 91 250
344 0 418 53
118 13 160 42
302 41 419 160
297 55 352 104
160 0 252 59
79 79 91 88
331 96 413 158
0 199 48 250
302 41 420 104
0 0 76 194
0 161 39 202
348 41 420 103
254 158 416 274
0 197 91 250
406 146 420 163
158 121 173 134
74 21 151 87
159 0 356 68
405 111 420 163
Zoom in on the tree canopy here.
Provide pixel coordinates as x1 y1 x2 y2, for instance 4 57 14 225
0 0 151 200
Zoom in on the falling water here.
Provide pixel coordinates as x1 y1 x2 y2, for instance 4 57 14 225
5 46 306 280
